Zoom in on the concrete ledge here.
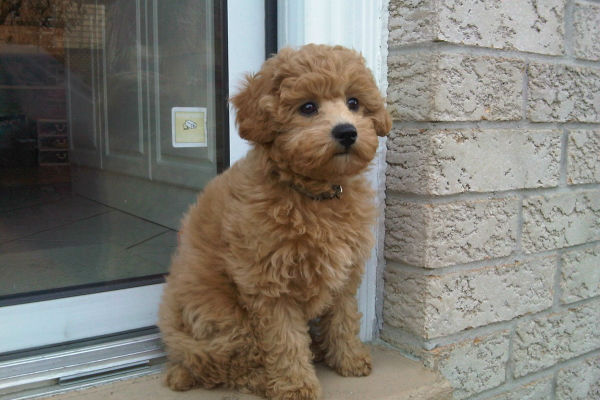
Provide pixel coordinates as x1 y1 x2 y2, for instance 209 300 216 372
40 346 453 400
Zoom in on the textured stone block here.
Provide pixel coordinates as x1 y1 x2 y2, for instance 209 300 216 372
574 1 600 61
388 0 565 55
528 63 600 122
386 197 519 268
422 331 511 399
556 355 600 400
388 0 436 46
386 129 561 195
484 377 553 400
561 245 600 304
567 129 600 184
512 299 600 377
522 190 600 253
388 54 431 121
388 53 524 121
380 325 427 359
384 257 555 339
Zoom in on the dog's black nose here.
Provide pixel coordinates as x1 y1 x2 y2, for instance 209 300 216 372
331 123 357 148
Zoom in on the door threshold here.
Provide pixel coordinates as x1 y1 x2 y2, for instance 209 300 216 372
0 332 165 399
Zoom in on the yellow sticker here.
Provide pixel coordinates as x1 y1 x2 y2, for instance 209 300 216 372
172 107 207 147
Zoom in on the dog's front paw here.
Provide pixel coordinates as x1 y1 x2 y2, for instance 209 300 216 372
327 346 372 377
268 374 321 400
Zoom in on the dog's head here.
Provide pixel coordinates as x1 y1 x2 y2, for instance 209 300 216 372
231 44 391 180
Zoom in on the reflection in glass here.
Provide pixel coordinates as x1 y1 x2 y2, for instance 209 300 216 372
0 0 223 303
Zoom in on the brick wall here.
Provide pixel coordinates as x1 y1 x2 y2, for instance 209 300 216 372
382 1 600 399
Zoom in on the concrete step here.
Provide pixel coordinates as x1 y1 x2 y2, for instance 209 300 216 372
39 346 453 400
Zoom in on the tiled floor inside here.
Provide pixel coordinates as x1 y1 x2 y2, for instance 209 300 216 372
0 185 177 299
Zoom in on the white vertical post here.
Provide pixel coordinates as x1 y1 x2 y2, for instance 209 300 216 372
228 0 265 164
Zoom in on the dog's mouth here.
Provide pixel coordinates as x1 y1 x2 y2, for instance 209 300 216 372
334 148 352 157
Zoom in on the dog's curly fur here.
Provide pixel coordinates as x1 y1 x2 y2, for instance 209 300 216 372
158 44 392 400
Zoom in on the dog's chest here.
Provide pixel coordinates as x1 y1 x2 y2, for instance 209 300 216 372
263 196 375 305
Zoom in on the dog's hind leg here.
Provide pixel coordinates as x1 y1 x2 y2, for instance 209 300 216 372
163 362 197 391
161 329 232 390
159 283 249 391
162 324 265 394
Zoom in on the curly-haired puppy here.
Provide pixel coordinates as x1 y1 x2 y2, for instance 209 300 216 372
158 44 391 400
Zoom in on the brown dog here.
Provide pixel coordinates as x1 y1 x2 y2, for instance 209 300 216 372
158 44 391 400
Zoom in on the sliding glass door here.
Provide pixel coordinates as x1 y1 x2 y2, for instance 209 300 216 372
0 0 264 367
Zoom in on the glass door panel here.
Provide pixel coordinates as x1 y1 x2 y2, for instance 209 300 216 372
0 0 228 346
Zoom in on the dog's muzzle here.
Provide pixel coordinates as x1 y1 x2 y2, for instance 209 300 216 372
331 123 357 148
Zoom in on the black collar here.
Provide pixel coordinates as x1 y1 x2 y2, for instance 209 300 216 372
289 183 343 201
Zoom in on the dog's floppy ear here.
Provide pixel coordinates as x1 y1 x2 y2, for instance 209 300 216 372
230 73 277 144
372 106 392 137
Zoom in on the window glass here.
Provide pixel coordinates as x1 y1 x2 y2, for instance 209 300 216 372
0 0 227 304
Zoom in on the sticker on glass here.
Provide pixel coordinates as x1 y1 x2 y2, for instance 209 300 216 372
172 107 208 147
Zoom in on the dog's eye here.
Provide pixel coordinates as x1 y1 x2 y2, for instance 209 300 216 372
347 98 359 111
299 102 318 115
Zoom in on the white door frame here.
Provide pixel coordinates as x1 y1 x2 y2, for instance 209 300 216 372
0 0 266 356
